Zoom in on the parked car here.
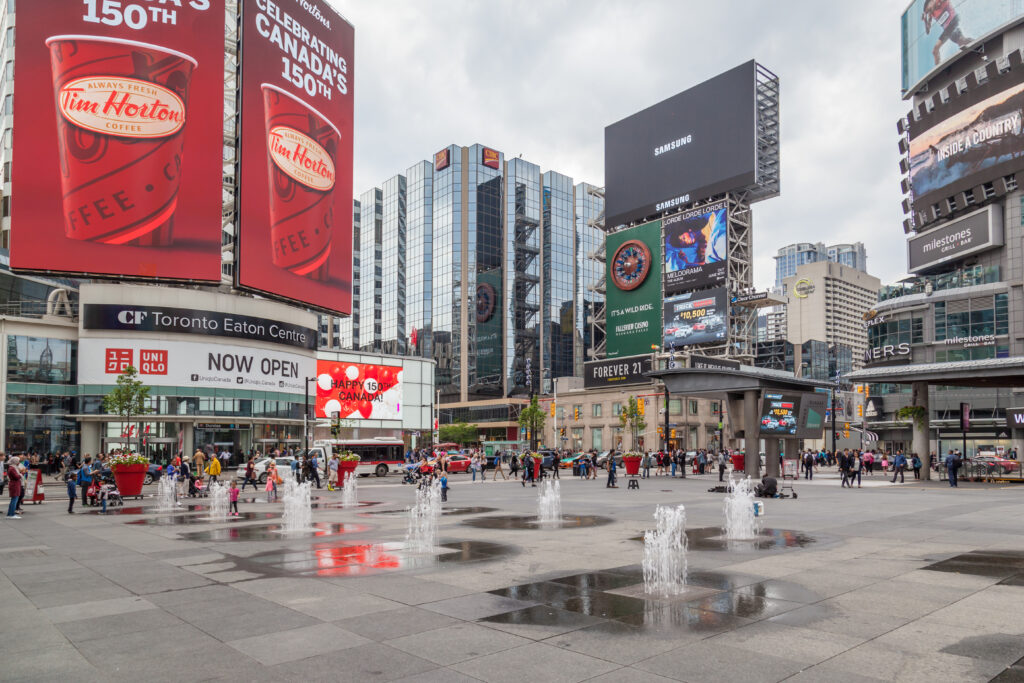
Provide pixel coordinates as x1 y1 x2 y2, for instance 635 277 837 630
234 456 297 484
971 455 1020 475
421 454 473 474
143 464 164 485
594 450 623 468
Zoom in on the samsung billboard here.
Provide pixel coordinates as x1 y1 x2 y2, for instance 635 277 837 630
604 61 757 228
907 204 1003 272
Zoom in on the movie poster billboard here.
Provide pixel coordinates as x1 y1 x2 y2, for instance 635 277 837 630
10 0 225 281
663 200 727 295
315 360 402 420
909 74 1024 222
605 220 662 358
662 287 727 348
237 0 354 315
902 0 1024 95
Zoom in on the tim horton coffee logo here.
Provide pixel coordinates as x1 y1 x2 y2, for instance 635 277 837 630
268 126 335 191
58 77 185 138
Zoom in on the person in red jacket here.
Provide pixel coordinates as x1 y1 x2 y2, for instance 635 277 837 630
6 455 22 519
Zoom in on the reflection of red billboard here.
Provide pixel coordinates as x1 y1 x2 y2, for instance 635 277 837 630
482 147 500 169
435 148 451 171
237 0 354 316
316 360 402 420
10 1 225 281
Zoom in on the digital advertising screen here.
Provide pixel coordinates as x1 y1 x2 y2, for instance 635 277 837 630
909 70 1024 222
902 0 1024 95
759 392 800 436
605 220 663 358
10 0 225 281
662 287 728 349
663 200 727 296
315 360 402 420
604 61 757 228
237 0 354 316
797 392 828 438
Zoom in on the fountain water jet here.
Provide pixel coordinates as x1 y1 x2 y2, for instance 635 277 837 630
536 479 561 525
724 475 760 540
340 470 358 508
642 504 688 596
156 474 180 512
208 482 228 522
281 475 313 533
406 479 441 552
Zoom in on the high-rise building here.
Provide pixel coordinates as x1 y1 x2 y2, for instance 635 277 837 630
773 241 867 287
783 260 880 370
328 144 605 435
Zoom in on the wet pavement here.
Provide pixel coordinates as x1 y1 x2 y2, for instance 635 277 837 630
924 550 1024 584
630 526 822 551
461 514 613 529
177 521 371 542
360 506 498 517
125 511 279 525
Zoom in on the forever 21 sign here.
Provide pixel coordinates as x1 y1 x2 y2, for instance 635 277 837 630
584 355 653 388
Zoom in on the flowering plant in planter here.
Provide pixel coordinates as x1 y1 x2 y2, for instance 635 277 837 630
530 453 543 460
107 453 149 469
338 451 360 462
622 453 643 460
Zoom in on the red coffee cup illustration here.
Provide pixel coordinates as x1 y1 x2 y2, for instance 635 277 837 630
262 84 339 281
45 35 196 246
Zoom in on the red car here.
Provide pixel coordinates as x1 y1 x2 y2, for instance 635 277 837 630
972 455 1019 474
419 454 473 474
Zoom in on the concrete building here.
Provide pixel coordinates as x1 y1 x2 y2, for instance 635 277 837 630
774 241 868 287
783 260 880 370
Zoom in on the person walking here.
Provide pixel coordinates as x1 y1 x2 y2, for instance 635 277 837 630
228 479 241 516
851 452 863 488
891 451 907 484
309 452 322 489
66 467 77 514
606 455 618 488
492 452 507 481
912 453 922 479
839 450 851 488
193 449 206 485
328 455 339 491
6 456 22 519
509 453 519 479
206 454 222 484
718 451 728 482
241 458 258 492
641 452 651 479
440 471 449 502
470 454 480 482
945 450 959 487
803 451 814 480
78 456 93 506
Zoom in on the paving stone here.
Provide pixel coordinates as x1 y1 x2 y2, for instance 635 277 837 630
450 642 619 683
387 622 530 665
227 623 371 666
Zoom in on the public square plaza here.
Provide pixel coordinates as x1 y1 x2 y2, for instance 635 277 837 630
1 471 1023 683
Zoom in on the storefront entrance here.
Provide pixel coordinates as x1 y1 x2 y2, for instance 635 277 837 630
192 423 251 466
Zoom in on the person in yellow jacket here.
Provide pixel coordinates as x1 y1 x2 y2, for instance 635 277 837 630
206 456 222 483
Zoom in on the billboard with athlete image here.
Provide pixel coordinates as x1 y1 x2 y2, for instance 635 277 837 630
663 200 727 296
237 0 354 316
10 0 225 281
902 0 1024 96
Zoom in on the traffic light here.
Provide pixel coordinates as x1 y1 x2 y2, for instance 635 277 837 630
843 423 850 438
574 407 579 421
637 398 645 416
550 402 556 417
670 429 676 439
657 427 664 437
857 405 863 417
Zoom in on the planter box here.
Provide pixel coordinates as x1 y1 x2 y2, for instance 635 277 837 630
623 457 642 476
338 460 358 484
112 463 147 498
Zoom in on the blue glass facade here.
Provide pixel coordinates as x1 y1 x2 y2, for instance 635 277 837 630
406 161 433 359
542 171 575 388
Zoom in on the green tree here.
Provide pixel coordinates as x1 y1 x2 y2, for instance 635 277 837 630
517 395 546 451
619 395 647 452
102 365 152 454
438 421 479 445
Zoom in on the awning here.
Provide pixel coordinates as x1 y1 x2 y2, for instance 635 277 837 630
846 357 1024 387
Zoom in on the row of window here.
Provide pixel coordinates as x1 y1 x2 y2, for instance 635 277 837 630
556 399 720 419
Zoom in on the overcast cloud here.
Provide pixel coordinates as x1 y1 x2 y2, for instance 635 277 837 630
333 0 909 291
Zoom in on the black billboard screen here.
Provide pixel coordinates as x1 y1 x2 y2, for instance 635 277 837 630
909 64 1024 226
584 355 653 389
605 61 757 228
663 287 727 348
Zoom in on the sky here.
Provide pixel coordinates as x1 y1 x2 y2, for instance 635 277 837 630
333 0 910 291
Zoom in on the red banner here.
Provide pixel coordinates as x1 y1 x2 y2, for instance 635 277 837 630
237 0 354 315
316 360 402 420
10 0 225 281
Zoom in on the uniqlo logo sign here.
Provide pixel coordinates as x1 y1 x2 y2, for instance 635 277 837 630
104 348 133 373
139 349 168 375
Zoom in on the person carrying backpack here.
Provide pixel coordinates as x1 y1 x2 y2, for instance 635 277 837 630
78 457 93 506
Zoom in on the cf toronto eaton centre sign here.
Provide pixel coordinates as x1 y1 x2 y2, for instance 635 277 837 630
83 304 317 351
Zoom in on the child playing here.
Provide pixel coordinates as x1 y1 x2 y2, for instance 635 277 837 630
228 479 240 517
440 472 449 502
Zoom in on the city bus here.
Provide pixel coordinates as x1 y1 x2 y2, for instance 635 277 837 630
315 438 405 477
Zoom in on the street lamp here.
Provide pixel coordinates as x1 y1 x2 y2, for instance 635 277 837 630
303 376 317 459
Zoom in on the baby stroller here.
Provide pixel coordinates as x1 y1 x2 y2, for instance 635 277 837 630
401 464 421 485
193 478 209 498
103 482 124 507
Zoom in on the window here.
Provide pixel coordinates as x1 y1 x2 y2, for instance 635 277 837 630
571 427 583 446
710 401 720 415
688 425 698 449
689 400 699 416
592 427 603 451
592 403 602 418
572 404 582 420
669 398 682 414
7 336 76 384
612 402 623 416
